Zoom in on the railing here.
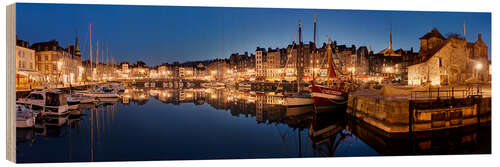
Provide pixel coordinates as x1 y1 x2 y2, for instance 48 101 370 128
408 84 484 133
410 84 483 101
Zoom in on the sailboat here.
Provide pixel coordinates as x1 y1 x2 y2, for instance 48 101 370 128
310 37 349 113
284 21 314 107
75 23 119 99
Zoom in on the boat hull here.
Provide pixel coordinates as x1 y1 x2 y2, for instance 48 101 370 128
284 96 314 107
16 117 35 128
310 83 348 113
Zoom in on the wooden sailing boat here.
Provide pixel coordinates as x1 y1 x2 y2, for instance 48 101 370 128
284 20 314 107
310 36 349 112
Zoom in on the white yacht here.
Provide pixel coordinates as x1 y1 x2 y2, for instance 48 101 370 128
16 89 69 116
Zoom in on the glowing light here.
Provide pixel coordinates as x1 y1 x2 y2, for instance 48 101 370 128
476 63 483 70
57 61 63 70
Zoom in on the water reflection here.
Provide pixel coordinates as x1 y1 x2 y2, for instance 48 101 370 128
16 87 490 163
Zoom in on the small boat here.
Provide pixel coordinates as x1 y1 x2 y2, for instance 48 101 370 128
75 87 119 98
70 94 96 104
70 109 83 116
108 81 126 92
66 95 80 110
16 89 69 116
16 105 36 128
284 93 314 107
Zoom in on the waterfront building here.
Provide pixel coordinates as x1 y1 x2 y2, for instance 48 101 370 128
178 66 194 80
255 47 267 80
285 43 298 81
116 62 130 80
229 52 254 81
265 48 282 81
207 59 229 81
194 63 207 80
31 38 82 87
408 28 489 86
355 46 370 77
130 62 149 79
16 37 41 89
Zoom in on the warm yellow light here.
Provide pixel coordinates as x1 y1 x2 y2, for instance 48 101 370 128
78 66 84 73
57 61 63 70
476 63 483 70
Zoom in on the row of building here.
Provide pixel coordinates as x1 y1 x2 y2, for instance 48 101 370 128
93 28 492 86
16 36 83 89
16 28 490 89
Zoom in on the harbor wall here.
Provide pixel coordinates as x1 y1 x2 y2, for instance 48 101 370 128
347 93 491 133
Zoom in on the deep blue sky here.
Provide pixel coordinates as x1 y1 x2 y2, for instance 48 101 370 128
16 3 491 66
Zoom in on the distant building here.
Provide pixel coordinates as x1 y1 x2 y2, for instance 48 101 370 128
408 28 489 86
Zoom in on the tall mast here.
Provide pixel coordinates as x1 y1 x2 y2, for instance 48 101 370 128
297 20 303 93
96 40 99 81
106 46 109 79
89 23 93 81
327 36 332 87
314 10 317 45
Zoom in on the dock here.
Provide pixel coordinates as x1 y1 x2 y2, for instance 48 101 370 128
347 84 491 133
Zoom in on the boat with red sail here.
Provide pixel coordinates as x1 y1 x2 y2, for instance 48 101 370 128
310 37 349 113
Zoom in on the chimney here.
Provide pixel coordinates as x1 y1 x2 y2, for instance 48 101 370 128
478 33 482 41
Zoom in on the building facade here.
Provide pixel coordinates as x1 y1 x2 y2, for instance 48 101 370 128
16 38 39 89
31 38 82 86
408 28 489 86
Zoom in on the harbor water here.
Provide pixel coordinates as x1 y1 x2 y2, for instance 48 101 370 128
16 87 491 163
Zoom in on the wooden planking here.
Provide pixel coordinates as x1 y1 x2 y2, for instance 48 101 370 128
6 3 16 163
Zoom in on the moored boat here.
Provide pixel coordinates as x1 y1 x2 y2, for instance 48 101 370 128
66 95 80 110
70 94 96 104
16 104 36 128
75 87 119 98
284 94 314 107
16 89 70 116
310 37 350 113
310 82 348 111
